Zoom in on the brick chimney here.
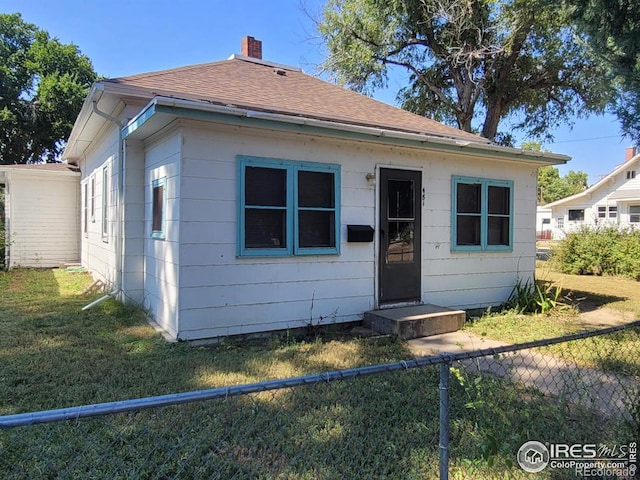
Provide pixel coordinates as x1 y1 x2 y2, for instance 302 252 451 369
625 146 637 162
241 36 262 59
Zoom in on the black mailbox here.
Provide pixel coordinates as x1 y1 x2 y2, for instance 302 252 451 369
347 225 374 242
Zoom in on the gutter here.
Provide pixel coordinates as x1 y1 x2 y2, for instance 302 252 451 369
83 85 126 308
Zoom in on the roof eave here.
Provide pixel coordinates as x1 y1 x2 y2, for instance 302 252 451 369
124 96 569 166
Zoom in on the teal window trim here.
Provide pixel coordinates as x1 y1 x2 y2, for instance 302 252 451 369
101 165 109 243
151 177 167 240
451 176 514 252
237 156 341 257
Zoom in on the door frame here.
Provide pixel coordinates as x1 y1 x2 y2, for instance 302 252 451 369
374 164 423 308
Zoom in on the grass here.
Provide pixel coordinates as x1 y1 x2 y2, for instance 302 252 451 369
465 265 640 377
0 268 637 479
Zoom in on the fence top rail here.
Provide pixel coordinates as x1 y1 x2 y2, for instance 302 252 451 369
1 320 638 429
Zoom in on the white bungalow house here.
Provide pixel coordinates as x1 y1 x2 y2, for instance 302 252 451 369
62 37 568 342
0 164 80 268
541 147 640 239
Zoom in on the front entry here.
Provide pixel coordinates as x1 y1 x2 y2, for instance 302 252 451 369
378 168 422 305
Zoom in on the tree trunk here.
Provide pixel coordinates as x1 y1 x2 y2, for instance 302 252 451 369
481 102 503 141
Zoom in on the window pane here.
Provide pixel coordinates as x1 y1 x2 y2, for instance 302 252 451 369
298 210 335 248
299 210 335 248
568 209 584 221
457 183 481 214
245 209 286 248
598 206 606 218
388 180 414 219
245 167 286 206
488 216 510 245
456 215 481 246
488 186 509 215
152 184 164 232
298 171 334 208
387 221 414 263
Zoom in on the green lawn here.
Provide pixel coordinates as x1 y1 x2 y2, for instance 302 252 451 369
0 268 637 479
465 266 640 376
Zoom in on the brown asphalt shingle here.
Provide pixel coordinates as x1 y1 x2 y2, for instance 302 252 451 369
105 57 487 143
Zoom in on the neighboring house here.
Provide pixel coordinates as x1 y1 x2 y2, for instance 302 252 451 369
62 36 568 342
0 164 80 268
542 147 640 239
535 206 553 240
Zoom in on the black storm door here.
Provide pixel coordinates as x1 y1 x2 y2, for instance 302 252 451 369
379 168 422 304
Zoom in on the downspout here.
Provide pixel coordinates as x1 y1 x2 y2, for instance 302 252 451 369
82 86 125 309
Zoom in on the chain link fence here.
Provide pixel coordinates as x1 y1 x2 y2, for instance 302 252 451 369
1 322 638 479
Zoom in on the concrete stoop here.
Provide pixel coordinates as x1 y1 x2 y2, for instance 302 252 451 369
364 304 466 340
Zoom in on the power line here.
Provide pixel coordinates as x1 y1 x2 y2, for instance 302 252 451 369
549 135 623 145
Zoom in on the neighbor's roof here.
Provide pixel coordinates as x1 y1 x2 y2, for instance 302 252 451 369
0 163 80 173
104 55 486 143
544 153 640 208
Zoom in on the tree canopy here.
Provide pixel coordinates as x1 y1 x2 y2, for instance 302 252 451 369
570 0 640 144
317 0 611 143
0 13 97 164
537 167 588 204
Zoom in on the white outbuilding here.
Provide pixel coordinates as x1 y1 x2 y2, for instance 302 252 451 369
0 163 80 268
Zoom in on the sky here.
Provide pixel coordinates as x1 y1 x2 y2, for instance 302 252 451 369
3 0 633 185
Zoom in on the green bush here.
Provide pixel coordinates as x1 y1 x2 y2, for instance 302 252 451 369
553 226 640 280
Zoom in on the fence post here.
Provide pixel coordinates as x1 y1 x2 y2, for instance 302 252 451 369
439 359 450 480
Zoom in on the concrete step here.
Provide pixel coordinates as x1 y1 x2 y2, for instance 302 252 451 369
363 304 466 340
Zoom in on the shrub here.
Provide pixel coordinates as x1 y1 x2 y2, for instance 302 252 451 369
553 226 640 280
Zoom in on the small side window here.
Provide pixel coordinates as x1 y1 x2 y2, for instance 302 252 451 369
152 178 166 239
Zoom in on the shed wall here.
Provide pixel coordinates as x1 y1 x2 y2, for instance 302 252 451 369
6 172 79 268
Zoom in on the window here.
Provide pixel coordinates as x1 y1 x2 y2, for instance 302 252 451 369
609 206 617 218
568 209 584 221
151 178 166 239
557 217 564 229
631 205 640 223
90 176 95 222
451 176 513 251
101 165 109 242
238 156 340 256
83 183 88 236
598 206 606 218
627 170 636 180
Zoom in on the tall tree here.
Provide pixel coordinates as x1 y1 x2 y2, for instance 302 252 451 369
537 166 588 204
0 13 97 164
570 1 640 144
317 0 611 143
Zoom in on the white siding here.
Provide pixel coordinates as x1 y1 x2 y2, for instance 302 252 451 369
5 171 79 268
143 128 181 338
78 123 120 286
172 121 538 340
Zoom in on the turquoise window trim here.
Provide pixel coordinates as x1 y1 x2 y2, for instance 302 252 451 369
237 156 341 257
451 176 514 252
151 177 167 240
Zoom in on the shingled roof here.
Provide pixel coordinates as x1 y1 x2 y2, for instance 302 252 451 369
105 56 487 143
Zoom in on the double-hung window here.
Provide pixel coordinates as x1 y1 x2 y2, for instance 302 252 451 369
630 205 640 223
238 156 340 256
452 176 513 251
101 165 109 242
